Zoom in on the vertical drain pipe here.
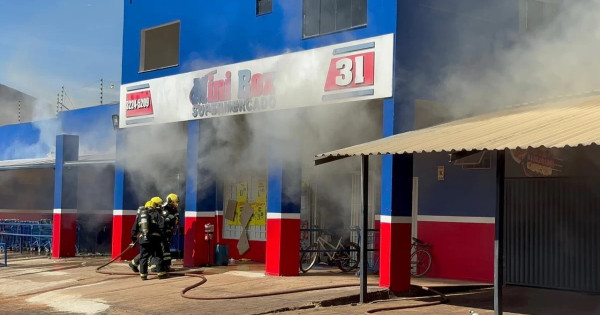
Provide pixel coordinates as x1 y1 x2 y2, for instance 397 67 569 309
360 155 369 303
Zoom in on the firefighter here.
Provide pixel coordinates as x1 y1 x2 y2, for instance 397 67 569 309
129 197 166 279
128 200 153 273
160 193 180 271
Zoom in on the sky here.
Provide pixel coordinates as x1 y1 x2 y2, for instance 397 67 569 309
0 0 123 110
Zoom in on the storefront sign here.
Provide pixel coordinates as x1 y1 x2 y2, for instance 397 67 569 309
508 148 563 177
119 34 394 127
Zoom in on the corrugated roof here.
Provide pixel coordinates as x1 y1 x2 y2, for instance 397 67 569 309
315 96 600 165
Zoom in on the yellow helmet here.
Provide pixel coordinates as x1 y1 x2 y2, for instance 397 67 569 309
166 193 179 206
150 196 163 208
144 201 154 208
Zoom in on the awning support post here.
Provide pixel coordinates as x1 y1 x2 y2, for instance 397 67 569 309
494 150 505 315
360 155 369 303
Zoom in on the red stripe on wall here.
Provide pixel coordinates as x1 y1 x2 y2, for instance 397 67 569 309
418 221 494 283
219 238 265 262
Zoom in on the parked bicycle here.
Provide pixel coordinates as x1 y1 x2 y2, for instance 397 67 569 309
300 231 360 273
411 237 432 277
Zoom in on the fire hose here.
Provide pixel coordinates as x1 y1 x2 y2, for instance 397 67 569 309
97 242 449 312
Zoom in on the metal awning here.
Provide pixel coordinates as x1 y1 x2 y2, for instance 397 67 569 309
315 95 600 165
0 153 115 171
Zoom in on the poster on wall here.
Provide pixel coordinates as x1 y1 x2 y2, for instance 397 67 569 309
119 34 394 128
229 180 266 226
507 147 564 177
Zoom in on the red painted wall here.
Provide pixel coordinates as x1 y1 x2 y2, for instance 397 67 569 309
418 221 494 283
219 238 265 262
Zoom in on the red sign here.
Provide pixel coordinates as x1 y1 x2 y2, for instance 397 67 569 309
324 52 375 91
126 90 153 118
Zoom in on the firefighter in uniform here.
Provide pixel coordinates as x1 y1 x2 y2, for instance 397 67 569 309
160 193 180 271
129 197 166 279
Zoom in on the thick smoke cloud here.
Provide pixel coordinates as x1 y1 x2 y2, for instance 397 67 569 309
430 0 600 120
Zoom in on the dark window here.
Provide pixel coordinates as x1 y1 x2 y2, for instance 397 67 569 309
303 0 367 38
140 21 180 72
257 0 272 15
519 0 560 33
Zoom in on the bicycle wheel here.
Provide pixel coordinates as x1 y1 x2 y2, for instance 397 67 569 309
299 243 319 273
337 242 360 272
410 249 432 277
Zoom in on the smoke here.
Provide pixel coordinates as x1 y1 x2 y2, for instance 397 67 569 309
0 100 58 160
189 49 383 232
418 0 600 120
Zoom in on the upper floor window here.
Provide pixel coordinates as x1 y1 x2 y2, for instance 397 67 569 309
140 21 180 72
257 0 272 16
519 0 560 33
303 0 367 39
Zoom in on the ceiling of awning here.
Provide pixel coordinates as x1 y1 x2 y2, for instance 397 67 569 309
315 95 600 165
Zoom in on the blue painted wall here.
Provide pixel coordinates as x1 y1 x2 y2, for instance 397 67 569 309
59 104 118 155
122 0 397 84
0 104 118 160
414 152 497 217
0 119 59 160
121 1 522 220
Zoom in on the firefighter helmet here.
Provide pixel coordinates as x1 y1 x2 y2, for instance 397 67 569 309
144 201 154 208
166 193 179 207
150 196 163 208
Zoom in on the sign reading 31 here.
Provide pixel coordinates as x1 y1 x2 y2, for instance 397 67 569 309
324 52 375 91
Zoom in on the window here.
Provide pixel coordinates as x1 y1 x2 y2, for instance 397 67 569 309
453 151 491 170
140 21 180 72
256 0 272 16
519 0 560 33
303 0 367 38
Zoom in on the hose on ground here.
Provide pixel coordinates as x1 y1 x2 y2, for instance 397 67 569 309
96 245 446 306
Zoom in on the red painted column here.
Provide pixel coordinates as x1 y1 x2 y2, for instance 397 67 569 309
184 212 216 267
265 213 301 276
51 210 77 257
51 135 79 259
111 210 138 260
379 216 412 292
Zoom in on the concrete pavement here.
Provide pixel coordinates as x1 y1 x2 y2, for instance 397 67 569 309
2 253 598 314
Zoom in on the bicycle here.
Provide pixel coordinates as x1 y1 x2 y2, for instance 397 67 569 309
299 231 360 273
411 237 432 277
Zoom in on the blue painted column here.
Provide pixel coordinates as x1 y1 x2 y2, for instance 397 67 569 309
265 135 301 276
111 129 138 260
379 97 413 292
183 121 217 267
51 134 79 258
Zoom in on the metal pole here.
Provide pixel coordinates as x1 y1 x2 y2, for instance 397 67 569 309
360 155 369 303
494 150 505 315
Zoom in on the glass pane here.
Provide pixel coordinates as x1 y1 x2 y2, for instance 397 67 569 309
303 0 320 37
320 0 336 34
351 0 367 27
336 0 352 31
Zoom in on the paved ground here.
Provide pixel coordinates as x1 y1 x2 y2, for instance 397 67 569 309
1 252 599 315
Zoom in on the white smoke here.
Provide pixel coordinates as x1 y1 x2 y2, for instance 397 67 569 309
430 0 600 119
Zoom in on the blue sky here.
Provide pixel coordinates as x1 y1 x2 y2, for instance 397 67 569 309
0 0 123 110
